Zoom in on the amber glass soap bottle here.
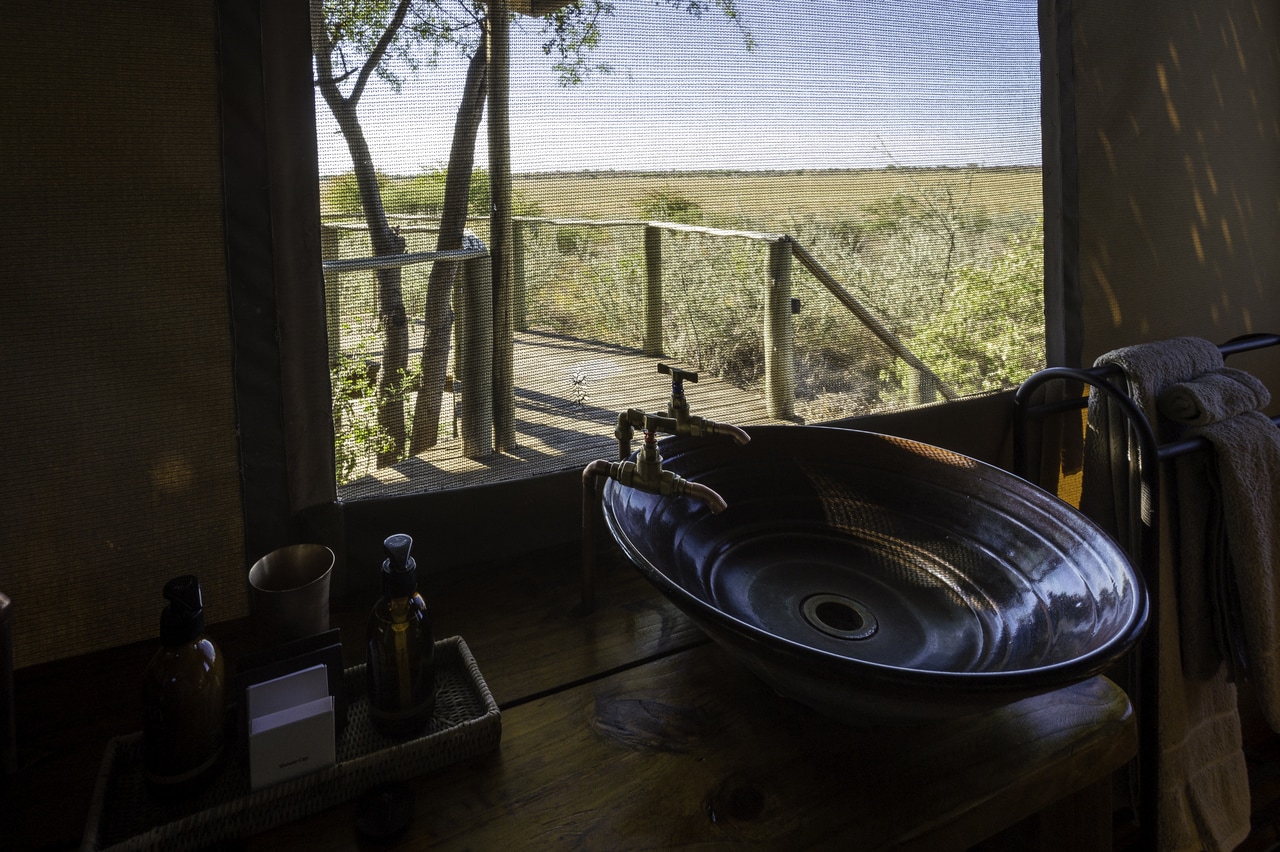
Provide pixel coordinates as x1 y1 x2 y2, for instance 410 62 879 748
141 575 225 796
367 534 436 737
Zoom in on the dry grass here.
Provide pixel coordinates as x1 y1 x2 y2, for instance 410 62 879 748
511 166 1042 225
324 166 1046 483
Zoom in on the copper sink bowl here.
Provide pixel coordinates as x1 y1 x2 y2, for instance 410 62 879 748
601 426 1147 723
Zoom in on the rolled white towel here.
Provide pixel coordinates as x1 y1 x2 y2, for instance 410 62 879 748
1158 367 1271 427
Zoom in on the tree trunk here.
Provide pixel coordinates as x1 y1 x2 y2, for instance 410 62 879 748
313 0 412 468
409 26 489 454
329 102 409 466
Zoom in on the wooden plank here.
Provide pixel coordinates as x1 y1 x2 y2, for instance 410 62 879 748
343 330 778 498
978 776 1114 851
425 541 708 708
248 647 1134 851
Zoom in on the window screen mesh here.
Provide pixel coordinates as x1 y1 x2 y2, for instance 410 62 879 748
314 0 1043 498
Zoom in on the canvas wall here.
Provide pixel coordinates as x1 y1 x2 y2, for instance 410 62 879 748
1074 0 1280 386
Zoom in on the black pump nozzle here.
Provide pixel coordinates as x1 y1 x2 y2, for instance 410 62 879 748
160 575 205 646
381 534 418 598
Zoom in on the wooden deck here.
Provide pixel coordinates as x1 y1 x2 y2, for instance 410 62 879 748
341 330 779 499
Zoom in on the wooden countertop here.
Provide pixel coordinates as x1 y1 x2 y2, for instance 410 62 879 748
8 540 1136 851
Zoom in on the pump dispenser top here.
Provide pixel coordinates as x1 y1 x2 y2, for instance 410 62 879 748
161 575 206 646
381 534 417 598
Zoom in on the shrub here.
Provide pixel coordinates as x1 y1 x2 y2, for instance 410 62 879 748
556 226 590 257
636 189 703 224
888 220 1045 398
322 171 367 215
320 168 500 218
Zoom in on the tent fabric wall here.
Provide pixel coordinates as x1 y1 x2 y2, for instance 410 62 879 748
0 2 245 668
1073 0 1280 388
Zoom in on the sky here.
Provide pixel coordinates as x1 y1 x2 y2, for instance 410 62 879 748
314 0 1041 176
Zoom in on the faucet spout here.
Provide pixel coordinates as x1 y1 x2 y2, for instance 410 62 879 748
684 480 729 514
580 440 727 614
656 363 751 446
606 459 727 514
687 418 751 445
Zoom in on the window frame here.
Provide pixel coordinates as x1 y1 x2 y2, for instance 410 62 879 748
222 0 1068 596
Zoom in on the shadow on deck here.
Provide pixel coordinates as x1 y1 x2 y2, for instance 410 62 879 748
340 330 780 500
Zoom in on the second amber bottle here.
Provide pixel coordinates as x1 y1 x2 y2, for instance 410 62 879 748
366 534 436 737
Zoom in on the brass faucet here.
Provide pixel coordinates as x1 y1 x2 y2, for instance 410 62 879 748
580 363 749 613
606 416 727 513
580 416 727 614
660 363 753 445
614 364 751 458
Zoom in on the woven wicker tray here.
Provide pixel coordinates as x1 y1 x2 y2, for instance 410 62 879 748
82 636 500 851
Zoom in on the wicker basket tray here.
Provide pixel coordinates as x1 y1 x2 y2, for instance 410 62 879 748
82 636 500 851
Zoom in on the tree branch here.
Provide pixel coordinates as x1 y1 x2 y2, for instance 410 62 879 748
311 0 346 108
350 0 413 105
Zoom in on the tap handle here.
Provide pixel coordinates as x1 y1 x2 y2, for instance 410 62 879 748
657 363 698 403
657 363 699 385
640 413 663 441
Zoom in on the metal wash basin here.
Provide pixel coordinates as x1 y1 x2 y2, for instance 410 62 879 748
601 425 1148 723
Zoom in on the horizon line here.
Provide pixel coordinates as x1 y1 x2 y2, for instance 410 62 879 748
318 163 1044 180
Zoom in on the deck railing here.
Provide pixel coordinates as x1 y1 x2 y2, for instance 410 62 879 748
321 217 951 458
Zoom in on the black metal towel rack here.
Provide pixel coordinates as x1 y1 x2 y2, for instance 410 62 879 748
1012 332 1280 851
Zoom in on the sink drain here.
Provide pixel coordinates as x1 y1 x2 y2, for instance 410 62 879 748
801 593 878 640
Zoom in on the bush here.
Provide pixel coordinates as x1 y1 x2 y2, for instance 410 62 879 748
636 189 703 224
556 226 591 257
322 172 366 215
320 168 500 218
888 220 1045 398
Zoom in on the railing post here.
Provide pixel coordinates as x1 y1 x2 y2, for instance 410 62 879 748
321 224 341 366
487 3 516 452
908 369 939 405
644 224 663 356
765 236 796 420
512 218 527 331
458 252 494 459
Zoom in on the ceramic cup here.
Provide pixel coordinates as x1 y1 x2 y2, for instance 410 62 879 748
247 544 334 648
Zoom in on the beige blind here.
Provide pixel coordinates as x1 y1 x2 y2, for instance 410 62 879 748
0 1 245 667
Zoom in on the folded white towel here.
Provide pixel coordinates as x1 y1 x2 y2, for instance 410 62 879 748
1160 368 1280 733
1081 337 1251 852
1159 367 1272 685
